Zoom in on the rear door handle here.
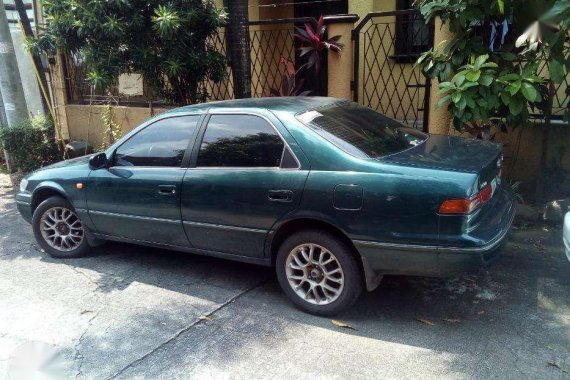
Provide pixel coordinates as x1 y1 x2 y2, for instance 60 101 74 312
268 190 293 202
158 185 177 195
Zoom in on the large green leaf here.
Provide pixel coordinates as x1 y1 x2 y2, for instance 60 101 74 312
550 59 566 84
520 82 538 102
452 91 462 103
473 54 488 69
497 0 504 14
457 97 467 110
508 96 524 115
453 72 466 86
498 73 520 82
437 94 452 108
465 70 481 82
479 74 494 86
507 80 522 95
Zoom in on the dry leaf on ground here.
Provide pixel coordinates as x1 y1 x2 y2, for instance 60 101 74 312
331 320 357 330
547 360 563 370
443 318 461 323
416 318 435 326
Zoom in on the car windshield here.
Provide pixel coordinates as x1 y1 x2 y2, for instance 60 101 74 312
296 102 427 158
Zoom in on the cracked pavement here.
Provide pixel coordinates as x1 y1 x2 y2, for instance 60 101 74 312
0 174 569 379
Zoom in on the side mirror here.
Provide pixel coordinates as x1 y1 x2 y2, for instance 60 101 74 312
89 152 109 170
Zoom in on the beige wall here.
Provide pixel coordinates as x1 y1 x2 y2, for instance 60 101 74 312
64 105 170 149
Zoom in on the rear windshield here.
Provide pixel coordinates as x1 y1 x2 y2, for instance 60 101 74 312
296 102 427 158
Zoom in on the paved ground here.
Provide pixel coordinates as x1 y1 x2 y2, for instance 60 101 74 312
0 175 569 380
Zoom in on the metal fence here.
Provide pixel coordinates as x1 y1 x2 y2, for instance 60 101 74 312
62 17 317 105
352 10 434 131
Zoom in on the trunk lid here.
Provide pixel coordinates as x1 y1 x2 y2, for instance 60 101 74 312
382 135 503 194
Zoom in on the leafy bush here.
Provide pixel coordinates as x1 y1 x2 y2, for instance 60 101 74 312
415 0 568 135
0 116 60 173
28 0 228 104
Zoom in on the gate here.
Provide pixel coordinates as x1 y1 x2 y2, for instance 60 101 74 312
352 10 434 131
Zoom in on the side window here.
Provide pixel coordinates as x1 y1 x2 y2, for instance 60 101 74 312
114 116 200 167
197 114 285 168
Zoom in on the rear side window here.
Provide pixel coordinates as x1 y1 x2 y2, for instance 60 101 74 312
114 115 200 167
197 114 285 167
296 102 427 158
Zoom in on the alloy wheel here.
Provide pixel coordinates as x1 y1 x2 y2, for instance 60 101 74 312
285 243 345 305
39 207 84 252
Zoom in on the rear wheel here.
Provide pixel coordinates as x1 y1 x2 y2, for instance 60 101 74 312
276 230 363 316
32 196 91 258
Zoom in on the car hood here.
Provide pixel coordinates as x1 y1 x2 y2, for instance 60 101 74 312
381 134 502 173
40 154 94 170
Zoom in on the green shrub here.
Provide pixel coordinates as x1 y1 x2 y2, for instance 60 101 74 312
0 116 60 173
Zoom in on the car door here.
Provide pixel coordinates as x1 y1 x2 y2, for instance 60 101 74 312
87 114 201 246
181 112 309 258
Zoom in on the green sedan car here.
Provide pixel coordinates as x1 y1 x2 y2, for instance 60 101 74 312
16 97 515 315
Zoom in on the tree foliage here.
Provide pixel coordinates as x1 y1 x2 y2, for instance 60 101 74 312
29 0 228 104
415 0 569 135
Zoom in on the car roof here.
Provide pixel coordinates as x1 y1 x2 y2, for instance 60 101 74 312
163 96 344 116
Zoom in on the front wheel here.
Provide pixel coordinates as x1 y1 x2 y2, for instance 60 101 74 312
32 196 91 258
276 230 363 316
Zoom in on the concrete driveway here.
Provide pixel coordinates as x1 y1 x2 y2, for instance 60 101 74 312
0 175 569 380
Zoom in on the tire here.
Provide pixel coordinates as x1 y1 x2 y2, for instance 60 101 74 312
32 196 91 258
276 229 363 316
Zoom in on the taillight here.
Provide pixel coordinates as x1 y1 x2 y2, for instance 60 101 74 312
439 184 492 215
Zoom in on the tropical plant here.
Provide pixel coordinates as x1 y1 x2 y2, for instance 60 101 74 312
294 16 344 73
415 0 556 136
27 0 228 104
271 16 344 97
415 0 570 202
269 58 311 97
433 53 543 138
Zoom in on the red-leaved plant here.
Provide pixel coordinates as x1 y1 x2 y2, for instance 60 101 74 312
270 16 344 97
269 57 311 97
294 15 344 73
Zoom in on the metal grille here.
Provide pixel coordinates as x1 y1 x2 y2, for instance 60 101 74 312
249 23 297 97
63 17 316 105
208 17 316 100
353 10 433 131
532 55 570 121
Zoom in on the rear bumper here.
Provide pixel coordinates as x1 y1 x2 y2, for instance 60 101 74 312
354 185 516 277
16 191 33 224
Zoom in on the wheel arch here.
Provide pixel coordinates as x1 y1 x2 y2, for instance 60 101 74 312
31 183 68 214
268 217 382 291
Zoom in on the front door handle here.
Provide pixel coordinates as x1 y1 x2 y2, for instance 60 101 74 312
158 185 176 195
268 190 293 202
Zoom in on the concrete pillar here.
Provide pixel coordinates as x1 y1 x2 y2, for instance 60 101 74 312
0 3 28 127
325 15 359 100
427 17 454 135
